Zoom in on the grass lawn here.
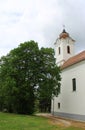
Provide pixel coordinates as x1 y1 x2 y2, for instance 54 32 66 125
0 112 84 130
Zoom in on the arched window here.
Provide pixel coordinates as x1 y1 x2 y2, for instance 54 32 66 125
58 47 61 54
67 46 70 54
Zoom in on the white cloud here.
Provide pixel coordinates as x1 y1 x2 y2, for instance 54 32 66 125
0 0 85 56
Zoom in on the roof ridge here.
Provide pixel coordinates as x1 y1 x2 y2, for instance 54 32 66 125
61 50 85 69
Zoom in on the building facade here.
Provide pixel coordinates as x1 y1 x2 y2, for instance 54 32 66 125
51 29 85 121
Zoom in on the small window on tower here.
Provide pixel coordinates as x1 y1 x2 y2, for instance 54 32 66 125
58 47 61 54
58 103 60 109
67 46 70 54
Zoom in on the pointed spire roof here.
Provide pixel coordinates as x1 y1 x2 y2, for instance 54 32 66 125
59 29 69 39
57 28 75 42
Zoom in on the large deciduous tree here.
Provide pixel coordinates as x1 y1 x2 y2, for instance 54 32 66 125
0 41 39 114
0 40 61 114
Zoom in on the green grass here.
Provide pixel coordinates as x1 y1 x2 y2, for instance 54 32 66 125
0 112 84 130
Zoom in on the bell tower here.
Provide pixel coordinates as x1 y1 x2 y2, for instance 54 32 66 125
54 29 75 66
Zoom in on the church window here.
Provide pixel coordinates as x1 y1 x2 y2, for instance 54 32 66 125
58 47 61 54
58 103 60 109
67 46 70 54
72 78 76 91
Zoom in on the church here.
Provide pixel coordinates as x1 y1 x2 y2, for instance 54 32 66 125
51 29 85 121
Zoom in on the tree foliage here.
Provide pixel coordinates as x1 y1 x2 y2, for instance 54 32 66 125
37 48 61 112
0 40 61 114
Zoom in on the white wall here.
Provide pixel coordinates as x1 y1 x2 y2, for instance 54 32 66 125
52 60 85 115
55 37 75 66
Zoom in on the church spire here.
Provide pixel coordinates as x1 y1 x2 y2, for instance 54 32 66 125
54 28 75 66
62 25 66 33
59 26 69 39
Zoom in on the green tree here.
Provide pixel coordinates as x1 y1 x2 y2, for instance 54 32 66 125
0 41 39 114
0 40 61 114
37 48 61 112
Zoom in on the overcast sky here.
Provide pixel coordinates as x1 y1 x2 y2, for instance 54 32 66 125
0 0 85 57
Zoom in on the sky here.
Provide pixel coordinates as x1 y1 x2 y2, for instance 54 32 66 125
0 0 85 57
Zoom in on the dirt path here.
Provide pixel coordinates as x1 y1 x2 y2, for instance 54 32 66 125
36 113 85 129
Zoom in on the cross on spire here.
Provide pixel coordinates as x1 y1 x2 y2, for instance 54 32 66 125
62 25 66 33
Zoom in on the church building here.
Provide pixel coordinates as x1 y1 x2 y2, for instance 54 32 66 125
51 29 85 121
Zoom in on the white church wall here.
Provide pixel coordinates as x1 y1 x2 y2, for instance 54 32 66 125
55 37 75 66
62 39 75 61
51 60 85 120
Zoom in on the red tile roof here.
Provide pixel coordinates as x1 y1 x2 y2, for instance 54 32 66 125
61 50 85 69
